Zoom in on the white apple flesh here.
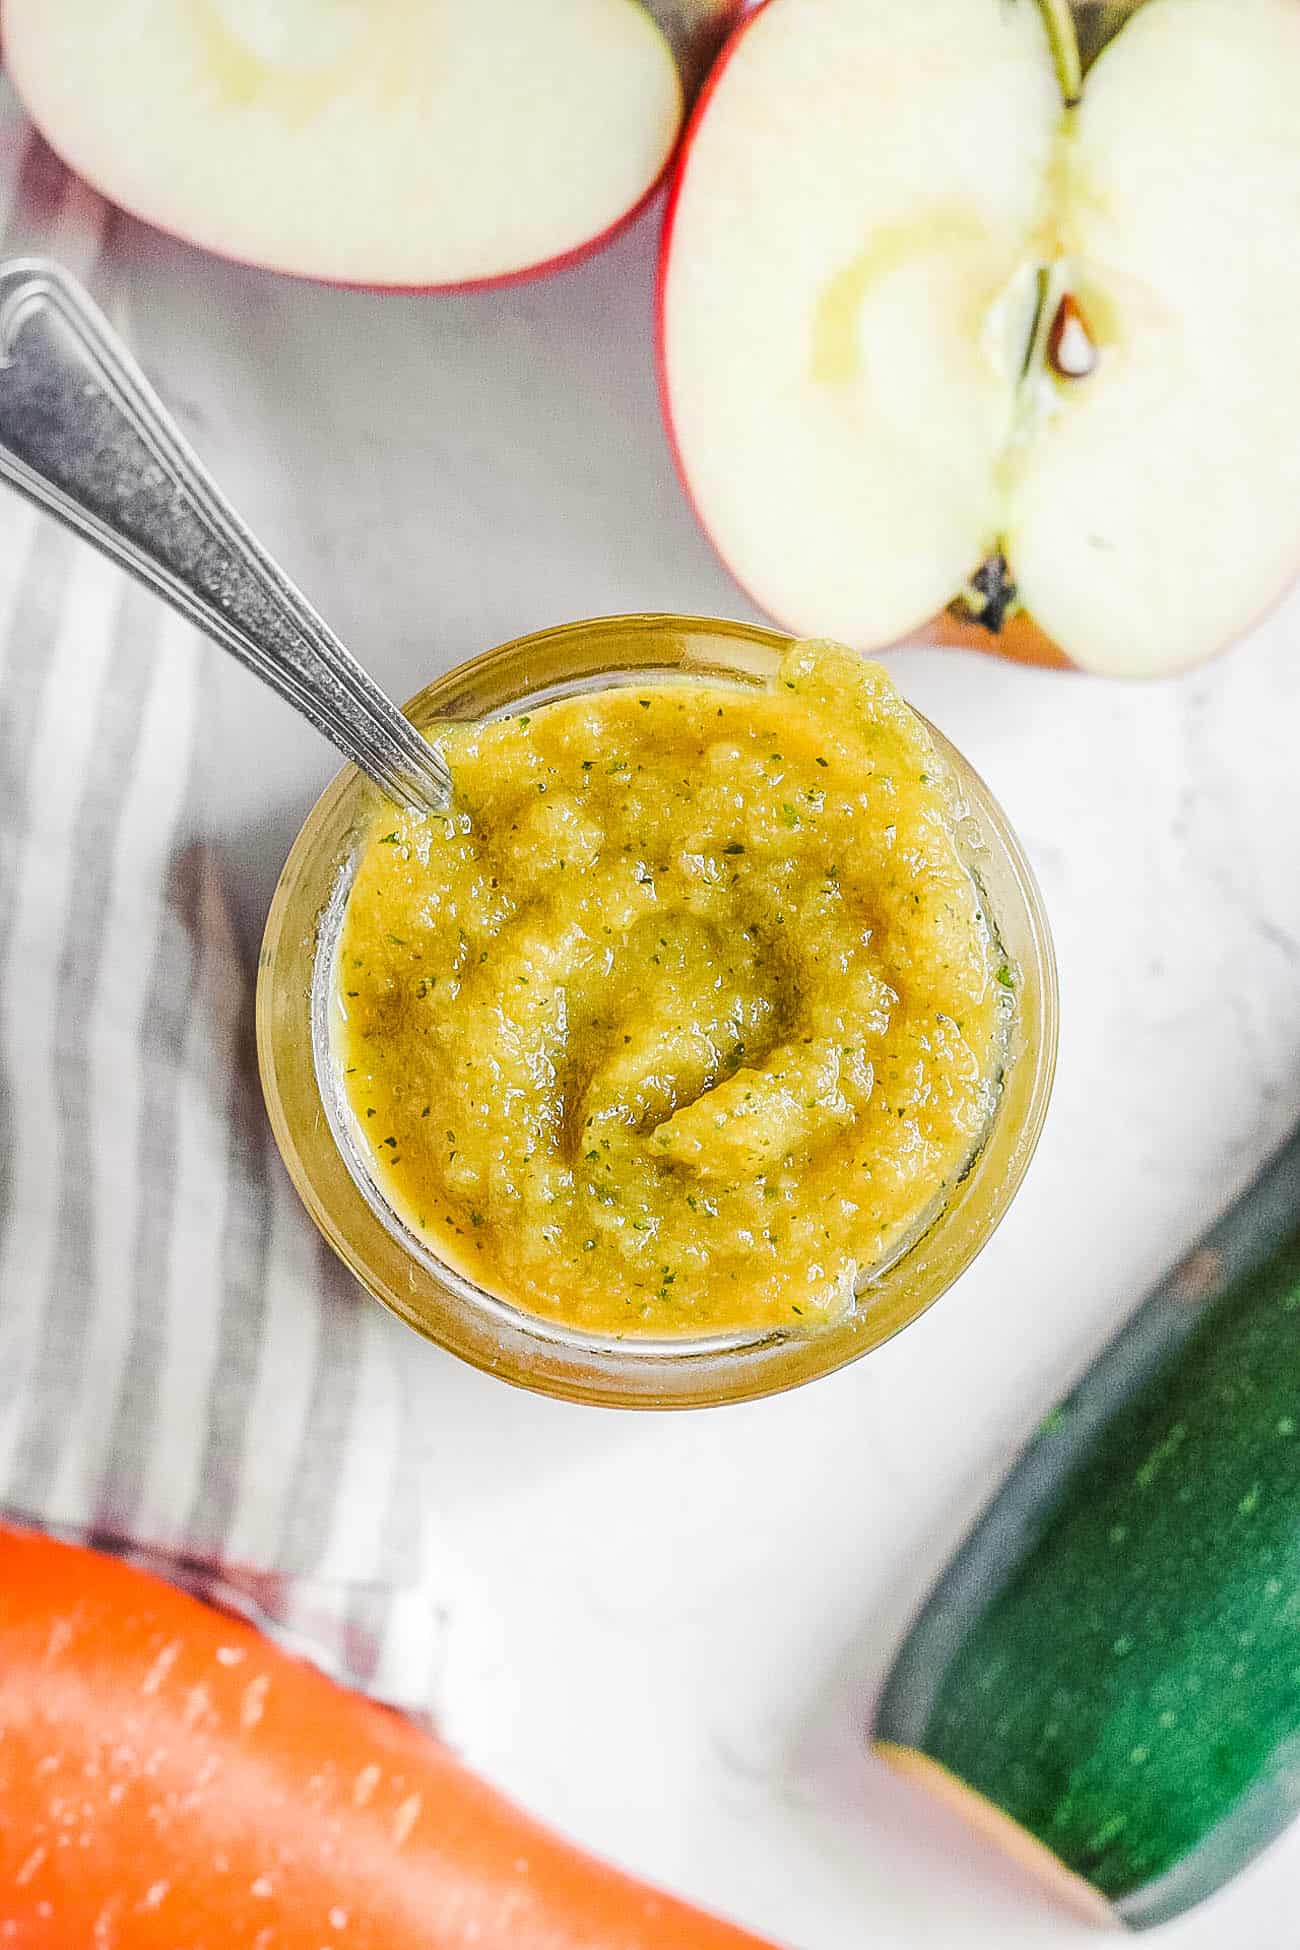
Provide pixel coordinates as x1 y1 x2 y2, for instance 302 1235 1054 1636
3 0 685 289
660 0 1300 677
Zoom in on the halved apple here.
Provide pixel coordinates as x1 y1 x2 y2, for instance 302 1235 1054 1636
659 0 1300 677
3 0 689 289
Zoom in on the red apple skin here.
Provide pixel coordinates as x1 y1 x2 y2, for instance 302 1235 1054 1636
1 98 658 299
1 0 748 295
656 0 1082 674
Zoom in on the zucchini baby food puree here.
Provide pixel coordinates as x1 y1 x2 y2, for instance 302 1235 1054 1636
335 641 1010 1336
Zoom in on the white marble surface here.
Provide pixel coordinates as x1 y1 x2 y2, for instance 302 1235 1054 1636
126 197 1300 1948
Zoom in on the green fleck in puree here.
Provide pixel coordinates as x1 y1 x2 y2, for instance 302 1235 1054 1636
335 642 1010 1336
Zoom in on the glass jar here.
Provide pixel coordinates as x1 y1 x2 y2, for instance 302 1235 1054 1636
257 615 1057 1408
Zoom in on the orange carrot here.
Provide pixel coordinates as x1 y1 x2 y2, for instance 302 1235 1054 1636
0 1525 780 1949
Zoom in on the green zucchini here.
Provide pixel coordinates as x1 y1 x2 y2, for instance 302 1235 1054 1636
875 1123 1300 1929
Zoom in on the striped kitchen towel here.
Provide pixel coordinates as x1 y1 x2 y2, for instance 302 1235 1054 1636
0 94 442 1708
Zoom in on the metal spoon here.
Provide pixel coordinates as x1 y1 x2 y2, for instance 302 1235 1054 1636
0 255 452 816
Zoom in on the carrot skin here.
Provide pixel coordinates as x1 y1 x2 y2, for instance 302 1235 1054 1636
0 1525 779 1950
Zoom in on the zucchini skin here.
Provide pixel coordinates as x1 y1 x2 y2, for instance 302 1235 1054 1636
875 1124 1300 1929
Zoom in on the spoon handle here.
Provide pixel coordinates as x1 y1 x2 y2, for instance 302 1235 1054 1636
0 256 450 814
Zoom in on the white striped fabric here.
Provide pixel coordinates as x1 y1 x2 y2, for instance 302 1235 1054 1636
0 91 441 1710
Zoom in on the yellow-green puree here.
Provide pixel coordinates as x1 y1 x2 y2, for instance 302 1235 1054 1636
336 642 1010 1336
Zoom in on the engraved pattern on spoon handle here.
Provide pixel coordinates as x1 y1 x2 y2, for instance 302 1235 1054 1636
0 256 450 813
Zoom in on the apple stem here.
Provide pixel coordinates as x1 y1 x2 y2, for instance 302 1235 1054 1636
1036 0 1083 104
1073 1 1148 73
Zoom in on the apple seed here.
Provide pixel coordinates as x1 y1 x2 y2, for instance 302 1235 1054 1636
1048 294 1099 380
